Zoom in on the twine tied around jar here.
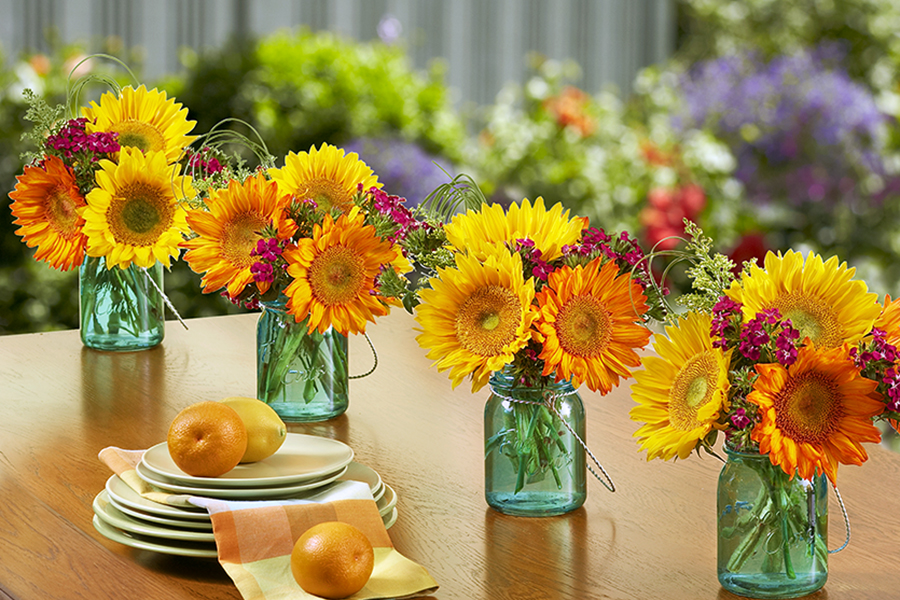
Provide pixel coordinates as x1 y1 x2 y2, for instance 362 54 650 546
829 485 851 554
493 387 616 493
349 333 379 380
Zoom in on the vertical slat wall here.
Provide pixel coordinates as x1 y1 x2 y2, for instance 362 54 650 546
0 0 676 104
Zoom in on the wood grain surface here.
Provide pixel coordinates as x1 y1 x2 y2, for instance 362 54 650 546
0 310 898 600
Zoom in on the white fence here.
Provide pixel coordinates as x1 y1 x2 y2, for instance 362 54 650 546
0 0 676 104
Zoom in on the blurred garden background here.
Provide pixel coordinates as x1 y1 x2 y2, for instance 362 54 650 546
3 0 900 344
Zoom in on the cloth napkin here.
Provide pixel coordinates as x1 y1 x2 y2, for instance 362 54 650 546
98 447 439 600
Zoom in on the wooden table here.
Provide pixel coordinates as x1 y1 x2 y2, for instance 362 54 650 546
1 311 898 600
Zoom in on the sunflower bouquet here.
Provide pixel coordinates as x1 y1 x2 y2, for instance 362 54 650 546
628 223 900 595
413 197 667 504
9 66 197 350
180 142 445 417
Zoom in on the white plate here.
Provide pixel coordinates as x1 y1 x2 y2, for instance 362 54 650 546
377 484 397 518
383 507 398 530
141 433 354 488
94 492 216 543
106 493 213 531
136 460 348 499
105 476 211 522
338 462 383 498
93 514 218 558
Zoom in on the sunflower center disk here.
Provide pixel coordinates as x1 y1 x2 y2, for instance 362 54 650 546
109 183 173 246
111 119 166 153
299 178 352 213
222 214 267 268
669 350 719 430
49 186 81 237
309 245 366 305
775 372 843 444
455 285 522 357
555 295 611 357
773 292 842 347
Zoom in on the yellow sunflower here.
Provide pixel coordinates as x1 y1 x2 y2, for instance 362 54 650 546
415 249 537 392
268 144 380 213
9 155 87 271
630 311 732 461
727 250 880 348
444 197 588 261
80 147 194 269
283 206 397 336
749 344 883 484
533 257 651 393
182 174 290 297
82 85 196 164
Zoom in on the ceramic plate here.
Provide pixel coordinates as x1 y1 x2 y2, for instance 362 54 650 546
141 433 353 488
377 484 398 518
338 462 383 499
136 460 348 499
94 492 216 543
105 475 211 522
106 493 213 531
383 507 399 530
93 514 218 558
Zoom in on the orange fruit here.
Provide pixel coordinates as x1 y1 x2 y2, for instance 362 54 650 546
291 521 375 599
219 397 287 463
167 401 248 477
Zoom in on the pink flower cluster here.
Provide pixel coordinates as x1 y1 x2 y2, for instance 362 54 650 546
363 185 423 244
250 238 283 284
738 308 799 365
186 147 224 176
515 238 553 281
46 117 119 159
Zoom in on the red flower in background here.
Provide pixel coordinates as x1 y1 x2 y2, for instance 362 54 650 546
640 184 706 250
727 233 769 273
543 86 596 137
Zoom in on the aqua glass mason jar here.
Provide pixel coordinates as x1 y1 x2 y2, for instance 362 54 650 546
79 256 165 351
257 297 349 422
484 367 587 516
717 445 828 599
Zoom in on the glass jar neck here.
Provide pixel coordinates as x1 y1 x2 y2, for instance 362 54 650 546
488 364 576 397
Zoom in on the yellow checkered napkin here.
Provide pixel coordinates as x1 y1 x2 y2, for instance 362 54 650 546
98 447 439 600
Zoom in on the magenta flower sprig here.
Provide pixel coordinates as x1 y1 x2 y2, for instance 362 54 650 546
851 328 900 416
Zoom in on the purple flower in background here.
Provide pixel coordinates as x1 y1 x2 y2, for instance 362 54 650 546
344 137 453 208
675 44 891 209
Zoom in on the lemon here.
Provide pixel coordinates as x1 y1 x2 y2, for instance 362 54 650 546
220 397 287 463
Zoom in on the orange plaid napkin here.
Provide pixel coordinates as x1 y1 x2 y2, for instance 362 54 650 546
98 447 439 600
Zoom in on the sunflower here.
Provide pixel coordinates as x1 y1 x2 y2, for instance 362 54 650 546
268 144 380 213
283 206 397 336
182 174 290 297
630 311 732 461
82 85 196 164
80 148 194 269
533 257 651 393
749 344 883 483
444 197 588 261
415 249 537 392
9 155 87 271
873 294 900 348
727 250 880 348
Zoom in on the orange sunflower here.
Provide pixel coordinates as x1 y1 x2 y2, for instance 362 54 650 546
749 344 883 484
268 144 380 213
9 155 87 270
182 174 290 298
533 256 651 393
283 206 398 336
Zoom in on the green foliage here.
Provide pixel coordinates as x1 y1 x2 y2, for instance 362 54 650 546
168 29 467 165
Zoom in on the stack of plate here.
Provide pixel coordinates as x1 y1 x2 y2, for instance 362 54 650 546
93 433 399 557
